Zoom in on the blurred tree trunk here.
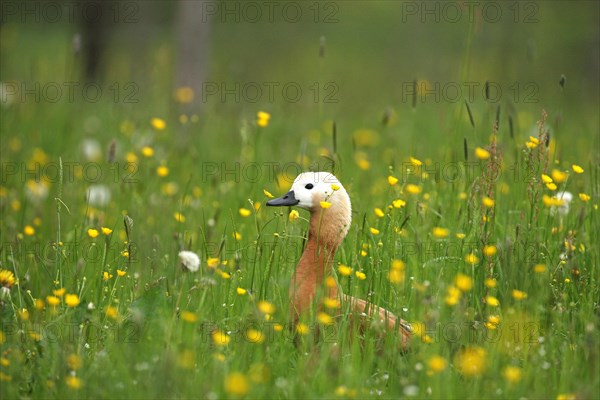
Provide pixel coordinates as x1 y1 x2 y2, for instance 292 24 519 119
175 1 211 113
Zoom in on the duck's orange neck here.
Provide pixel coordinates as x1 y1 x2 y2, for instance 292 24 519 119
289 208 346 319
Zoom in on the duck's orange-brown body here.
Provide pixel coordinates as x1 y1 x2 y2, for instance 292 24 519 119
284 189 411 350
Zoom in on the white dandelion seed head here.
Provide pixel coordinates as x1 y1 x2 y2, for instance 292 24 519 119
178 250 200 272
87 184 111 207
80 139 102 161
550 191 573 216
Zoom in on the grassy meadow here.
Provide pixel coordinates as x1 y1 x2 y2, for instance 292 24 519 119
1 1 599 399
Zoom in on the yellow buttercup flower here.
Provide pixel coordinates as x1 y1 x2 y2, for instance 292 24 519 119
320 201 332 209
512 289 527 300
503 366 522 383
482 196 495 208
65 294 80 308
465 253 479 265
151 117 166 130
317 312 334 325
156 166 169 177
388 175 399 186
258 301 275 315
289 210 299 221
87 229 99 238
338 265 352 276
370 227 380 235
239 208 252 217
141 146 154 157
392 199 406 208
0 269 16 288
454 346 487 377
24 225 35 236
212 330 230 346
427 356 447 373
101 227 112 235
483 245 497 257
572 164 584 174
409 156 423 167
405 184 421 195
475 147 490 160
432 227 449 239
263 189 274 198
455 273 473 292
374 208 385 218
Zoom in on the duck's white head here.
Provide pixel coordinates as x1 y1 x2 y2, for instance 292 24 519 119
267 172 349 211
267 171 352 243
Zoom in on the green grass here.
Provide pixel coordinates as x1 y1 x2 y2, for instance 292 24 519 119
1 3 599 399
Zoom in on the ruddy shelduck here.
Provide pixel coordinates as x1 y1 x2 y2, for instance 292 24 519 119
267 171 411 350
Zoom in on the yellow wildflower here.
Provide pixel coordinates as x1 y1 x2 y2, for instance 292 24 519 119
392 199 406 208
405 184 421 195
551 169 568 183
317 312 334 325
65 294 80 308
465 253 479 265
236 287 247 295
175 86 194 103
150 117 166 130
454 346 487 377
212 330 230 346
388 175 399 186
320 201 332 209
370 227 380 235
512 289 527 300
355 271 366 280
503 366 522 383
541 174 553 184
24 225 35 236
224 372 249 396
482 196 495 208
533 264 547 273
409 157 423 166
427 356 447 373
571 164 583 174
156 166 169 177
338 265 352 276
579 193 590 202
455 273 473 292
207 258 219 268
483 245 497 257
263 189 274 198
116 269 126 277
289 210 299 221
245 329 264 344
258 301 275 315
101 227 112 235
105 306 118 319
296 323 309 335
323 297 340 309
65 376 83 390
374 208 385 218
141 146 154 157
87 228 99 238
181 311 197 323
475 147 490 160
432 227 449 239
0 269 16 288
46 295 60 306
486 296 500 307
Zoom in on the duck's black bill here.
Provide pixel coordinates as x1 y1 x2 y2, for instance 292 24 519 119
266 190 299 206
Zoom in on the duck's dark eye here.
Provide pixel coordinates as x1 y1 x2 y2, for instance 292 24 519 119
305 183 314 190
